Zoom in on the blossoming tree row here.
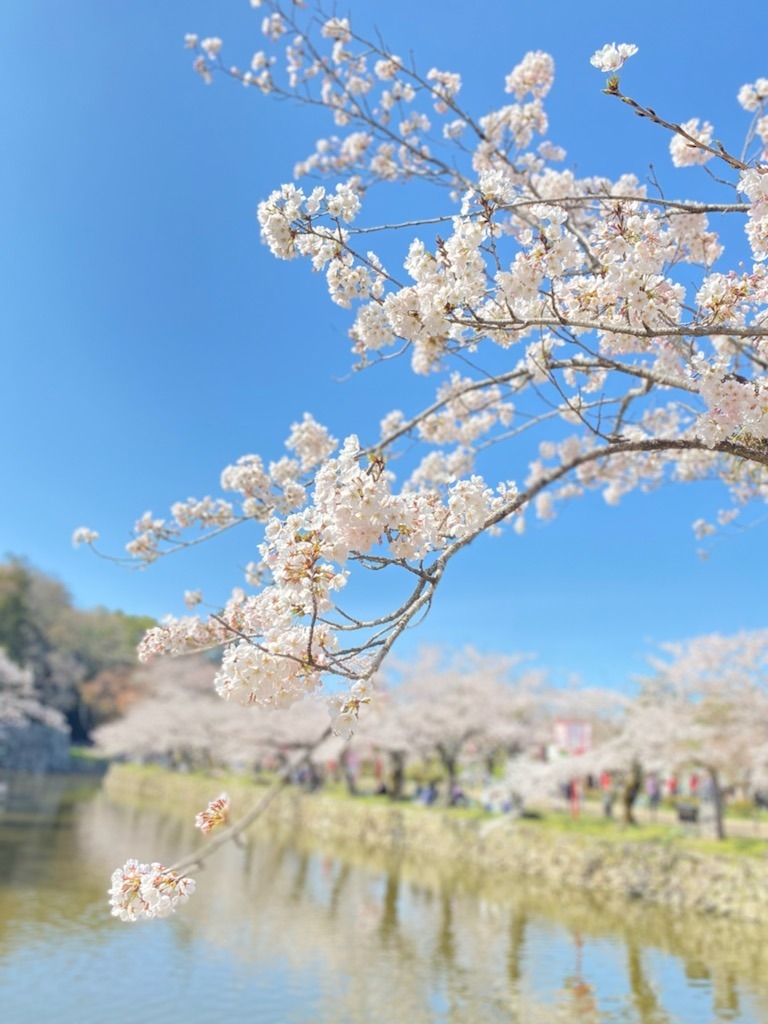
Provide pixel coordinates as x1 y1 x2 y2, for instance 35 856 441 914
103 628 768 918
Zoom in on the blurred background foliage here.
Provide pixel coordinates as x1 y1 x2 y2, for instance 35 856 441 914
0 556 155 741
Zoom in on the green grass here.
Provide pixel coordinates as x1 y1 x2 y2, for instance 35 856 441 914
109 763 768 859
532 810 676 841
724 799 768 822
68 746 110 762
527 808 768 857
141 762 254 784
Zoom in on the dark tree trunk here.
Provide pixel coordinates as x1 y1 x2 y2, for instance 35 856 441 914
439 751 458 807
622 761 643 825
389 750 405 800
339 747 358 796
709 767 726 840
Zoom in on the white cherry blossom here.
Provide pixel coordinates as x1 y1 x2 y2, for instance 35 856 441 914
589 43 638 73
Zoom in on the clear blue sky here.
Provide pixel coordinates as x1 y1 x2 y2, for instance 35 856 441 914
3 1 768 689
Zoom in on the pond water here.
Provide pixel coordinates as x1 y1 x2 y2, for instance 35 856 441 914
0 773 767 1023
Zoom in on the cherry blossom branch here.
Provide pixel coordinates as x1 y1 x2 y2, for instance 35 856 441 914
507 195 749 215
169 725 333 874
321 435 768 690
468 314 768 341
606 86 750 172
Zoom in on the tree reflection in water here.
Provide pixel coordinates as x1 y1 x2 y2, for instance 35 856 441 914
627 941 671 1024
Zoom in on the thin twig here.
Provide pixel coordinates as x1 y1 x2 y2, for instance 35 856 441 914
170 725 333 874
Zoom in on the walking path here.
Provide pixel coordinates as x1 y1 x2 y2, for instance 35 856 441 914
573 796 766 839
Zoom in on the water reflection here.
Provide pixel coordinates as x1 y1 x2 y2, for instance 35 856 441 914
0 774 767 1023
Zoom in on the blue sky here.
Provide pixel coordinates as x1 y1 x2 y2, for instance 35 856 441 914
3 1 768 689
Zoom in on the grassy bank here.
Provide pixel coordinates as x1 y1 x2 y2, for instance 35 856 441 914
102 763 768 923
102 762 768 857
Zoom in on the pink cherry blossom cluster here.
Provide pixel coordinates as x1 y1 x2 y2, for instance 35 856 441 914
504 50 554 101
669 119 715 168
739 168 768 261
136 428 514 713
194 793 231 834
738 78 768 112
108 860 195 922
426 68 462 113
72 527 99 547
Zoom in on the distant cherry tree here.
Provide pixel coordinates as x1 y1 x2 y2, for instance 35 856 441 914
627 631 768 839
543 631 768 836
380 648 543 802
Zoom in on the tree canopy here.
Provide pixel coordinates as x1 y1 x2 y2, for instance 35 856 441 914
60 1 768 917
0 558 155 740
78 5 768 735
